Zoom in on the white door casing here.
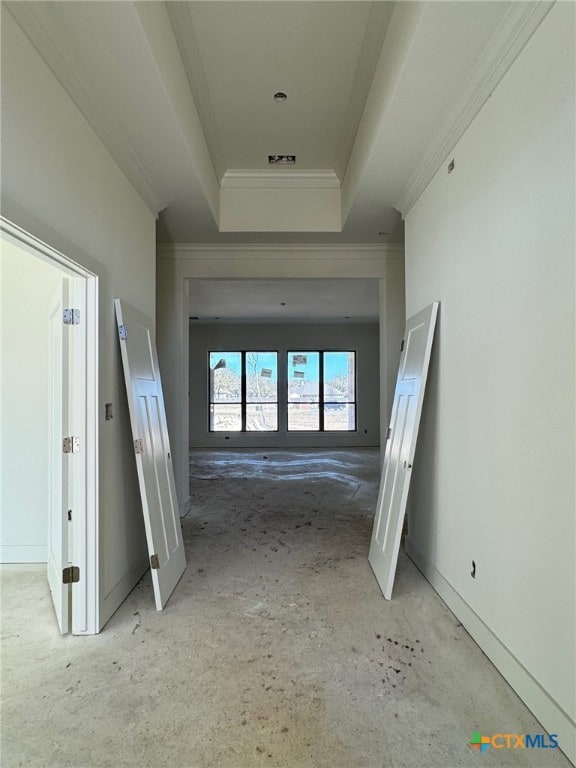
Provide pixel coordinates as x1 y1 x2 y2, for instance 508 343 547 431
369 302 439 600
47 280 70 633
2 217 99 634
114 299 186 610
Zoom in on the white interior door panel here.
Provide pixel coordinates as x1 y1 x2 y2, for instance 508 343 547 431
115 299 186 610
369 302 439 599
47 280 70 633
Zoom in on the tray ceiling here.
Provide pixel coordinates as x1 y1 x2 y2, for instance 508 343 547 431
3 0 540 242
168 1 392 180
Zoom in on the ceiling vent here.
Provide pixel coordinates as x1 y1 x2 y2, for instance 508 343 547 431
268 155 295 165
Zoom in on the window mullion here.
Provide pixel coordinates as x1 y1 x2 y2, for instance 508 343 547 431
319 352 324 431
241 351 247 431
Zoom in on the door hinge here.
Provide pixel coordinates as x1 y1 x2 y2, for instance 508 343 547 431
63 436 80 454
387 427 392 440
134 439 144 454
118 324 128 341
150 554 160 570
63 566 80 584
63 308 80 325
400 339 405 352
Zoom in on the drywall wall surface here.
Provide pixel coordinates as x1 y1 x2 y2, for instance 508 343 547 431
1 9 156 628
404 3 575 757
219 187 341 232
189 323 379 448
0 242 63 562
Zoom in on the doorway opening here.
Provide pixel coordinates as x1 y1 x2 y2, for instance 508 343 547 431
188 278 381 452
0 218 99 634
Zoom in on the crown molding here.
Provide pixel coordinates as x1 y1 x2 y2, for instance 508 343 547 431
221 170 341 190
5 2 165 217
166 2 226 180
398 1 554 218
335 1 394 180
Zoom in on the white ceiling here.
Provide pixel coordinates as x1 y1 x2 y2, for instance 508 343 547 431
178 2 392 178
188 279 380 323
7 0 518 243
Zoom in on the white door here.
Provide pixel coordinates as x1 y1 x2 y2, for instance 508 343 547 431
47 280 71 633
369 302 439 600
114 299 186 610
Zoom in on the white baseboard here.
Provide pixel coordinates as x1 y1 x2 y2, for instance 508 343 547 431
179 496 192 518
0 545 46 563
405 540 576 766
99 554 149 631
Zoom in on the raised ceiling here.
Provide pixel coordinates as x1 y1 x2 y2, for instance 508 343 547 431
4 0 542 242
169 2 392 179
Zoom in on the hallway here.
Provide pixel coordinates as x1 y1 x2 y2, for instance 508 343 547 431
1 450 570 767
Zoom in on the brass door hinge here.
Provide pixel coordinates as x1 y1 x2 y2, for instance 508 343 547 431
150 554 159 569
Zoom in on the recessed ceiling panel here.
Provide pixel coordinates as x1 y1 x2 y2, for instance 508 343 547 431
175 1 392 178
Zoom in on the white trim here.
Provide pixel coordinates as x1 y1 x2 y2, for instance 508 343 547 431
1 218 94 278
0 215 100 635
166 1 226 180
83 274 99 634
0 546 47 563
405 539 576 766
5 2 164 217
398 1 554 217
69 273 100 635
221 170 341 190
335 1 395 180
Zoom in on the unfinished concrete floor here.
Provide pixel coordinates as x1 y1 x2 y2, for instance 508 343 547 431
1 449 572 768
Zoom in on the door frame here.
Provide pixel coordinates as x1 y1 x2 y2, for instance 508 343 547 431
156 244 406 519
1 216 99 634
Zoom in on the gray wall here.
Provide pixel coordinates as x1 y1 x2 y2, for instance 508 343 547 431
189 322 380 448
404 3 575 756
1 8 155 629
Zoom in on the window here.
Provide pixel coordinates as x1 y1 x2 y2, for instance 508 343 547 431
287 351 356 431
209 351 278 431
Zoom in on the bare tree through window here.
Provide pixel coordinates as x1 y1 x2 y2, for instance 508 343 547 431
209 351 278 432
